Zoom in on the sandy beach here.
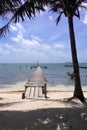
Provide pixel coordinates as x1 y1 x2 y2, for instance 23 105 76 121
0 89 87 130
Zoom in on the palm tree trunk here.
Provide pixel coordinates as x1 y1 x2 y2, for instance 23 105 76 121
68 16 85 102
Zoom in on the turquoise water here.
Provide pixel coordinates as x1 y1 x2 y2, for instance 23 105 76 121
0 63 87 89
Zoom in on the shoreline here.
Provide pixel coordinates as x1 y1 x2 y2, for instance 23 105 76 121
0 79 87 93
0 89 87 93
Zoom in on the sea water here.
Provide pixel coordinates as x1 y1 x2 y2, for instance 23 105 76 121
0 63 87 91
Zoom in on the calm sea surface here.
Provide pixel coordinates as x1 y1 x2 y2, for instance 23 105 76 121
0 63 87 89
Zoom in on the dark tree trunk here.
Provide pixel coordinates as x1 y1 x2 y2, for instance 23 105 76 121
68 16 85 102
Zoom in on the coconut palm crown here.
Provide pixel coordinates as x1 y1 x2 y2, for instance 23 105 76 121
49 0 85 21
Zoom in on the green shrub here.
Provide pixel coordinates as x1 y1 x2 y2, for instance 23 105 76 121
67 72 75 79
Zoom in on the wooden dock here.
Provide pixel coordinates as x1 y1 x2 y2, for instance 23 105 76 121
24 66 47 99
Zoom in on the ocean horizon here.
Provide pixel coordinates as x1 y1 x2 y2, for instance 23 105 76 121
0 63 87 91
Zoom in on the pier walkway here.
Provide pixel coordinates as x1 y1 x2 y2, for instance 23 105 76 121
24 66 47 99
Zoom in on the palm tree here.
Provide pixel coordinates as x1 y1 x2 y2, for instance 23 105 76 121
49 0 86 102
0 0 87 102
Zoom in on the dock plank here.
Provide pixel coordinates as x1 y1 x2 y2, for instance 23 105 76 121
25 66 47 99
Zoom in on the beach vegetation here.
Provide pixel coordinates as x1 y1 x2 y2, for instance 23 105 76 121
0 0 87 102
67 72 75 79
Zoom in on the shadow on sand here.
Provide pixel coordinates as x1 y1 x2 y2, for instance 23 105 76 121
0 104 87 130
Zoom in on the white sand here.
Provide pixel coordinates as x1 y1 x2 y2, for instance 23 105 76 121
0 90 85 111
0 88 87 130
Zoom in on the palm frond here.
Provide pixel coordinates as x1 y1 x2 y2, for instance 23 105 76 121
75 8 80 18
0 22 10 38
56 11 63 24
11 1 45 23
0 0 47 37
50 3 62 12
0 0 22 16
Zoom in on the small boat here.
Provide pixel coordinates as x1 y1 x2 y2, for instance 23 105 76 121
64 62 73 67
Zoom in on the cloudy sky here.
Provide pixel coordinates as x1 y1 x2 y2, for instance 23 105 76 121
0 6 87 63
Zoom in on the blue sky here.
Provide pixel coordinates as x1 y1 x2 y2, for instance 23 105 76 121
0 5 87 63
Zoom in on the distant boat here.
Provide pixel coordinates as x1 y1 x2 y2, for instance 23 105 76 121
64 62 73 67
64 62 87 69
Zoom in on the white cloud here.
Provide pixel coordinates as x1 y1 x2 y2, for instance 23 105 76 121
81 3 87 25
31 35 42 42
10 23 25 33
0 45 10 55
53 43 65 49
81 2 87 7
11 32 69 62
49 16 53 21
10 25 18 31
0 23 72 63
12 33 23 43
11 29 66 53
82 12 87 24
